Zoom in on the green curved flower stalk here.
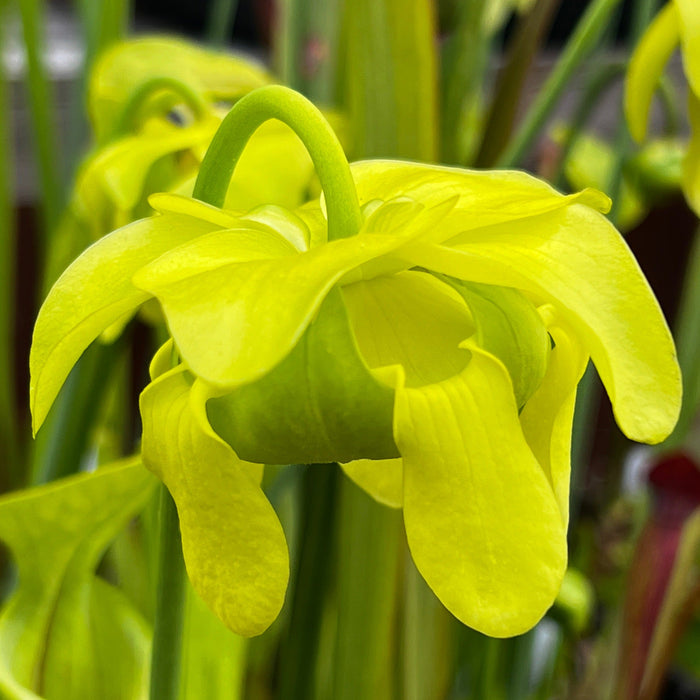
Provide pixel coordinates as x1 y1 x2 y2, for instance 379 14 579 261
30 86 681 640
625 0 700 213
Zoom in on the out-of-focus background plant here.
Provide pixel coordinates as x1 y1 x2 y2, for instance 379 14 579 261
1 0 699 698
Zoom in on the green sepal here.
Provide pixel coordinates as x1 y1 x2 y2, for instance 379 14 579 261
208 287 398 465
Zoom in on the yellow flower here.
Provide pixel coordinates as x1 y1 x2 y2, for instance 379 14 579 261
31 87 681 638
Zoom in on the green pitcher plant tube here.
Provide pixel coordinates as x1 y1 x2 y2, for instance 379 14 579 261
30 85 681 639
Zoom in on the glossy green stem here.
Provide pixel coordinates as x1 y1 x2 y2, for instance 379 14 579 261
31 340 120 484
474 0 560 168
194 85 362 240
277 465 339 700
552 61 625 188
18 0 63 247
498 0 624 168
333 477 403 699
150 485 187 700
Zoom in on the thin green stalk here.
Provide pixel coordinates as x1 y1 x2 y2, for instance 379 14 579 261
497 0 624 168
333 476 403 700
662 228 700 449
0 4 19 490
194 85 362 240
31 339 121 484
474 0 560 168
18 0 63 246
552 61 625 188
150 485 187 700
69 0 131 173
277 465 339 700
439 0 489 163
402 557 455 700
206 0 239 47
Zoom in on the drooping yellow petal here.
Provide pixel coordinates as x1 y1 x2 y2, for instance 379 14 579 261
519 308 588 526
397 344 567 637
134 230 429 390
625 3 680 143
341 459 403 508
401 204 681 444
30 213 222 433
140 367 288 637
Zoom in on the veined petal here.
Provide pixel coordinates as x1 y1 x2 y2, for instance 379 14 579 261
30 213 222 433
134 231 425 389
683 92 700 214
520 307 589 526
625 3 680 143
340 270 474 387
350 160 610 243
397 344 567 637
140 366 288 637
676 0 700 96
341 458 403 508
400 204 681 443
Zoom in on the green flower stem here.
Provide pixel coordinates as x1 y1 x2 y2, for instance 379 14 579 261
193 87 362 241
402 557 455 700
440 0 489 164
552 61 625 188
333 476 403 700
150 484 187 700
18 0 63 248
112 77 209 140
277 464 339 700
205 0 239 47
497 0 624 169
0 11 19 490
31 339 121 484
662 227 700 449
474 0 560 168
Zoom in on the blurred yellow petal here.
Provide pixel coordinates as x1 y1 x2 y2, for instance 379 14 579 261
398 345 567 637
625 3 680 142
676 0 700 95
140 367 288 637
683 92 700 214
